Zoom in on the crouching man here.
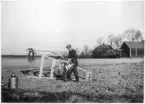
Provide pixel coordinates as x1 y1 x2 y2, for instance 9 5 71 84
65 44 79 82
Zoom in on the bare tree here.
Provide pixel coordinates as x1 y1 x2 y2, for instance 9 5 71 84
86 49 93 56
124 28 144 42
96 37 104 55
135 30 143 42
124 28 137 42
107 34 115 47
80 51 85 57
82 44 89 56
96 37 104 46
113 35 123 50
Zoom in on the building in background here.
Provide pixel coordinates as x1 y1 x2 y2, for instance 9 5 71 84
92 44 117 58
120 41 144 57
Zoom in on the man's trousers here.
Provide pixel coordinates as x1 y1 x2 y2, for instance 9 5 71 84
67 65 79 81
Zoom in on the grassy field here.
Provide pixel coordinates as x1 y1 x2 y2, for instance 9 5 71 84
1 58 144 103
2 57 143 68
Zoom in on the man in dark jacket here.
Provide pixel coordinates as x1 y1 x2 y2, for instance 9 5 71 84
66 44 79 82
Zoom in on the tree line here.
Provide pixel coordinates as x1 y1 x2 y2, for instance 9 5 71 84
4 28 142 58
61 28 144 58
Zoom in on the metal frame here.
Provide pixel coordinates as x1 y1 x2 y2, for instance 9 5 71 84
26 48 92 81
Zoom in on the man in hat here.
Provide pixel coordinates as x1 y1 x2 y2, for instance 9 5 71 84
65 44 79 82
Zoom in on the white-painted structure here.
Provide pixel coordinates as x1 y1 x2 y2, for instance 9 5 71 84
26 48 92 81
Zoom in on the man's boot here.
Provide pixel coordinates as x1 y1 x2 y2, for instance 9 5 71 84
75 76 79 82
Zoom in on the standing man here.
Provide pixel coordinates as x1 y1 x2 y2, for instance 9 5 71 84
66 44 79 82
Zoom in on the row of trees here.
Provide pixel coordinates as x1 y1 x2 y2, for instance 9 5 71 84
107 28 143 50
62 28 144 58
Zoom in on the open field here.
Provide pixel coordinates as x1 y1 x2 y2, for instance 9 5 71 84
1 58 144 103
1 57 144 68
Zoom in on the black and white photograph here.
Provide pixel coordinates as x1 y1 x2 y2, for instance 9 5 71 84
1 0 144 103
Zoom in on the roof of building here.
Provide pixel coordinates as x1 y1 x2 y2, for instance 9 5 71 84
93 44 115 51
122 41 144 49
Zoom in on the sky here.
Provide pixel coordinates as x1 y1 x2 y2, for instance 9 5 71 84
1 0 144 55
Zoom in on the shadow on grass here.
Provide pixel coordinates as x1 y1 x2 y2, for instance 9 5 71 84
2 88 143 103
